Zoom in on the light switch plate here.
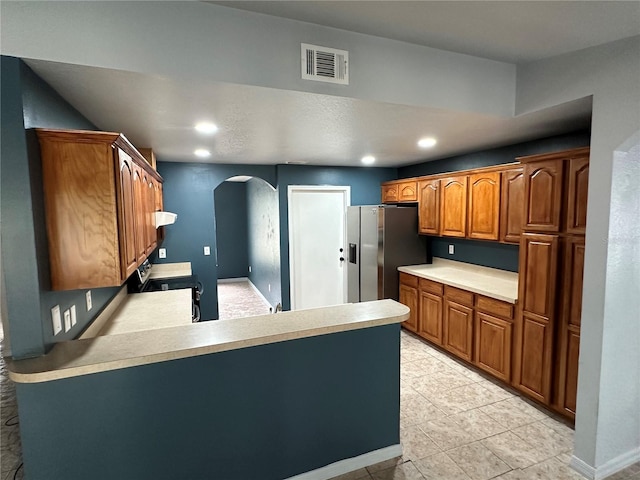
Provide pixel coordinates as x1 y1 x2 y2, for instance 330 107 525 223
86 290 92 311
70 305 77 326
159 248 167 259
204 246 211 256
63 309 71 332
448 244 455 255
51 305 62 335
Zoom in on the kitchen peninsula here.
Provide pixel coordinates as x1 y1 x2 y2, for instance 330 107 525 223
8 300 408 480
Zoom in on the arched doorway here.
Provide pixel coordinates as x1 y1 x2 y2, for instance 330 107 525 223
213 176 281 320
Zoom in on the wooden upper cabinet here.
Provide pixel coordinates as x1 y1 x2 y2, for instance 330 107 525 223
500 167 525 244
468 172 501 240
523 159 564 232
566 154 590 234
133 166 147 262
418 179 440 235
382 180 418 203
117 149 138 280
440 176 468 237
145 176 158 256
36 129 163 290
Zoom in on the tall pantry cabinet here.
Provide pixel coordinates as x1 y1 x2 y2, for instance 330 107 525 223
513 147 589 419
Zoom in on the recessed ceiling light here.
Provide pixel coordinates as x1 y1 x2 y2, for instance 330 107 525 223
195 122 218 134
418 137 437 148
361 155 376 165
194 149 211 158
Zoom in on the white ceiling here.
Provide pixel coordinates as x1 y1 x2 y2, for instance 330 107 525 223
210 1 640 64
22 1 639 167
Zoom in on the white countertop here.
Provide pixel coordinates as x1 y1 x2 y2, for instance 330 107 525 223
399 258 518 303
8 300 408 383
148 262 192 279
97 289 193 336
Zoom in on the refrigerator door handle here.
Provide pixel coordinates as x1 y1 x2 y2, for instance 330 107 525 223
348 243 357 264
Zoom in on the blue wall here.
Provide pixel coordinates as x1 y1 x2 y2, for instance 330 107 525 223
154 162 277 320
0 57 119 358
247 178 281 309
16 324 400 480
399 130 591 177
276 165 398 310
214 182 249 279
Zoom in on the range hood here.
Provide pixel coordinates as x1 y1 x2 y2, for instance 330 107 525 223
154 211 177 227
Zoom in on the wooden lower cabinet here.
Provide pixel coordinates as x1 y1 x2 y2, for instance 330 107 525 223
399 274 419 332
443 299 473 362
419 290 443 345
474 312 512 382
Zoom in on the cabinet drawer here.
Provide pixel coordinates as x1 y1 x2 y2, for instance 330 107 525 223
399 272 418 288
476 295 514 320
419 278 443 295
444 286 474 306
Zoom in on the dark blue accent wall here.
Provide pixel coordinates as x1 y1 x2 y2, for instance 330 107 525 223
0 57 119 358
154 162 277 320
16 324 400 480
214 182 249 279
399 130 591 178
276 165 398 311
430 238 520 272
247 178 281 308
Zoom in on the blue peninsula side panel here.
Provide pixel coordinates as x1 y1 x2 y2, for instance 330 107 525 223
16 324 400 480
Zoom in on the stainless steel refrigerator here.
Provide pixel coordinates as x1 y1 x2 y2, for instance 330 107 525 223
347 205 430 303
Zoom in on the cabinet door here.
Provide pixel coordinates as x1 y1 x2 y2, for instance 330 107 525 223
381 184 399 203
443 299 473 361
523 159 564 232
419 290 443 345
398 181 418 202
468 172 501 240
474 312 512 382
555 237 585 418
500 167 524 244
132 165 147 262
566 155 589 234
518 233 559 319
440 176 468 237
514 233 559 404
117 149 138 280
418 179 440 235
399 283 419 333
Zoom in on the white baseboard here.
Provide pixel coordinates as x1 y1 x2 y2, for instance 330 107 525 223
571 446 640 480
217 277 273 310
247 279 274 310
285 444 402 480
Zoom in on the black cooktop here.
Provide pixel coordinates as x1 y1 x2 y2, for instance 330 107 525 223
142 275 199 292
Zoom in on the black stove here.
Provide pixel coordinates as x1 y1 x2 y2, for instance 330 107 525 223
128 260 202 322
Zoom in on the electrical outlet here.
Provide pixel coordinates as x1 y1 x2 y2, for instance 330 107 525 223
248 266 252 273
86 290 93 311
159 248 167 259
63 309 71 332
70 305 77 326
448 244 455 255
51 305 62 335
204 246 211 256
268 283 271 292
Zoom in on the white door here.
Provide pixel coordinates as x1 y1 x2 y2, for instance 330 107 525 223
288 186 350 310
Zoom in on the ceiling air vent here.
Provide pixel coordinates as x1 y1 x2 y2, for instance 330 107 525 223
301 43 349 85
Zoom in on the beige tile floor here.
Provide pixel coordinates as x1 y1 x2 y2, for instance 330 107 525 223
330 329 640 480
217 279 273 320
